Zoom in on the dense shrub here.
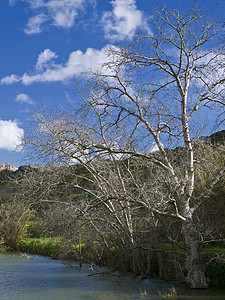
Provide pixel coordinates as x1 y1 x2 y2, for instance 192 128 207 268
0 203 33 250
18 238 61 257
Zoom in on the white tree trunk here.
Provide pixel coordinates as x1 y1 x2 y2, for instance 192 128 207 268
182 219 208 289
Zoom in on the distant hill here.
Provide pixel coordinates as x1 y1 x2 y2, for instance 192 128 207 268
208 130 225 144
201 130 225 145
0 130 224 182
0 165 37 181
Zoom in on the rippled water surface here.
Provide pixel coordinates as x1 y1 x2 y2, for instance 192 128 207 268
0 253 224 300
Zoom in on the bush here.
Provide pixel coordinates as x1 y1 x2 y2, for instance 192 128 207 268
18 237 61 257
0 203 33 250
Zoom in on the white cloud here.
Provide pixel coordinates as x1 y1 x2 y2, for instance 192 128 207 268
50 6 77 28
36 49 58 71
24 13 49 35
10 0 149 39
1 45 116 85
11 0 90 34
15 93 34 104
101 0 150 41
0 120 24 151
1 74 20 85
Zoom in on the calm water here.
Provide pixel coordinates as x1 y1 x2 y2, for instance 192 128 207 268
0 253 224 300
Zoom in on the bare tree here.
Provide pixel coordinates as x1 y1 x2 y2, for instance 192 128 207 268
18 152 166 277
0 177 33 250
24 7 225 288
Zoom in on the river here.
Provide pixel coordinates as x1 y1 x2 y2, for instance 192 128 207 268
0 253 224 300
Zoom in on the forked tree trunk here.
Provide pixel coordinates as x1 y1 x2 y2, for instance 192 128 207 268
182 219 208 289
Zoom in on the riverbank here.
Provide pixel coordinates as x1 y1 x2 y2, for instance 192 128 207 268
17 237 225 287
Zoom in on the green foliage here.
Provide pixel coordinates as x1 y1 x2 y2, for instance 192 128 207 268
18 237 61 257
18 237 89 261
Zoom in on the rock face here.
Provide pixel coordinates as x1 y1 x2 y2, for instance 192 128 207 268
0 163 17 172
0 164 17 180
0 165 39 182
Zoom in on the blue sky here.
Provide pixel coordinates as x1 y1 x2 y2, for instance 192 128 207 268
0 0 224 167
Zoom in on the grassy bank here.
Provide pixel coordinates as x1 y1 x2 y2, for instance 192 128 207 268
18 238 62 258
18 237 86 262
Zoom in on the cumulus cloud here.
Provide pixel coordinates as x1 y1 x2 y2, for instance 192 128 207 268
0 119 24 151
15 93 35 104
36 49 58 71
1 45 115 85
101 0 150 41
1 74 20 85
10 0 90 34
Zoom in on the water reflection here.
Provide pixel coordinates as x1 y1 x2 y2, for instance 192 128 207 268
0 253 224 300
